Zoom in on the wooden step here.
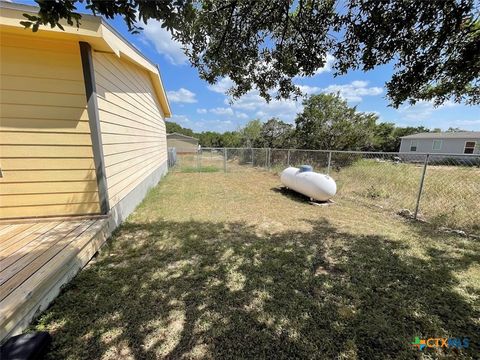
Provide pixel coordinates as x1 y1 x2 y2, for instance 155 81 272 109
0 218 109 342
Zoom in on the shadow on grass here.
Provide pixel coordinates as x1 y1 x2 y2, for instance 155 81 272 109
34 219 479 359
271 186 311 203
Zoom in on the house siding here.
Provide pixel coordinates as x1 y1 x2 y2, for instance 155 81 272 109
399 138 480 154
92 51 167 209
0 34 100 219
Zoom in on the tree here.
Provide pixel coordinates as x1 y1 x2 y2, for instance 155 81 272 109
295 93 377 151
198 131 223 147
22 1 479 107
446 127 468 132
258 118 295 148
239 120 263 147
165 121 195 137
372 122 397 152
221 131 242 147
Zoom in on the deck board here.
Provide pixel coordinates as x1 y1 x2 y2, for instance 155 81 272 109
0 224 35 243
0 225 16 238
0 221 82 287
0 222 73 285
0 222 56 256
0 225 12 233
0 221 94 301
0 217 109 342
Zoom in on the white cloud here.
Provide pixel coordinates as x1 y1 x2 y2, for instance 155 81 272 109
235 112 249 119
452 119 480 127
170 114 235 132
298 85 321 95
142 21 187 65
168 114 193 127
228 90 302 122
207 61 329 98
205 76 382 122
207 77 300 120
321 81 383 102
207 77 235 94
314 54 335 75
397 100 459 120
210 107 234 116
197 119 234 131
232 80 382 121
293 54 335 79
167 88 197 103
195 107 249 119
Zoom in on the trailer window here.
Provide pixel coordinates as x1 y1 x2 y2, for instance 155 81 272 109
410 140 418 152
464 141 476 154
432 140 442 151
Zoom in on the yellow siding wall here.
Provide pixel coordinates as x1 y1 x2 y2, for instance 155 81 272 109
0 34 100 218
92 52 167 207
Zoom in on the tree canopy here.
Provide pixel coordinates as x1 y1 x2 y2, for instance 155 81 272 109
165 121 195 137
258 118 295 149
239 119 263 147
295 93 377 150
165 93 446 152
22 0 480 107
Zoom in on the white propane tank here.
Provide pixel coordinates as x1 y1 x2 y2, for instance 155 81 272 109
280 166 337 201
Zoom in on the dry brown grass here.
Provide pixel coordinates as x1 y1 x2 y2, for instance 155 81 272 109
331 160 480 231
34 170 479 359
174 152 480 231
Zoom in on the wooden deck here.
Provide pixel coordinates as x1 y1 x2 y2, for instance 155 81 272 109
0 218 109 342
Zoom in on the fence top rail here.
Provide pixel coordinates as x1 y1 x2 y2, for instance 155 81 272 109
196 147 480 157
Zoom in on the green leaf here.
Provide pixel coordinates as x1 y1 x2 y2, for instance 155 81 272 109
19 21 32 29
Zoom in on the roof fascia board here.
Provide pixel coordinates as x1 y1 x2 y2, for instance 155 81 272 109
0 1 171 117
167 133 199 141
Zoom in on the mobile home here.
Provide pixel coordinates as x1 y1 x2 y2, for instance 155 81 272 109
399 132 479 155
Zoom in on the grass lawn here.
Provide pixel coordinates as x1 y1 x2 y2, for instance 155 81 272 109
34 169 479 359
174 152 480 231
330 159 480 231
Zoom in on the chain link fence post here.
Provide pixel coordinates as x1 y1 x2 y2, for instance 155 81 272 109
223 148 227 173
414 153 430 219
177 147 478 230
200 150 203 172
196 149 199 172
327 151 332 174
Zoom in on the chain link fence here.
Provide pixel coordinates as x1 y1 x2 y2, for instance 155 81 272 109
169 147 480 232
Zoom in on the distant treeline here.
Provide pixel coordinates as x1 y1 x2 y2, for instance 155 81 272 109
167 94 464 152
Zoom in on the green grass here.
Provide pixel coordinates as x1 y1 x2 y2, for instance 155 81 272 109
181 165 220 173
33 170 479 359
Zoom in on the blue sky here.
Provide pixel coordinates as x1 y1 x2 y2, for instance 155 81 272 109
132 20 480 133
14 1 480 133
